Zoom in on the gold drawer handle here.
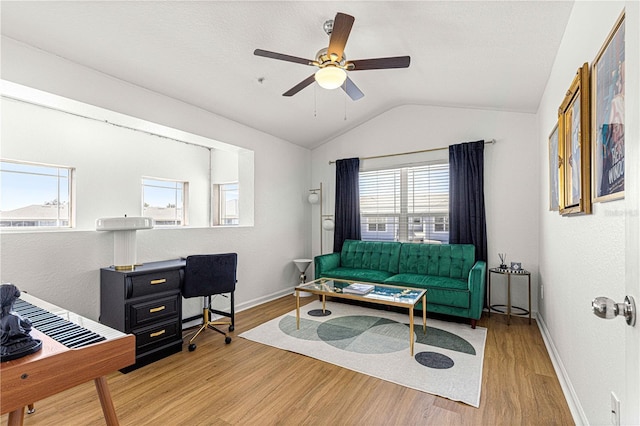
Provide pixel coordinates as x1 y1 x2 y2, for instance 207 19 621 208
150 329 166 338
150 278 167 285
149 306 166 313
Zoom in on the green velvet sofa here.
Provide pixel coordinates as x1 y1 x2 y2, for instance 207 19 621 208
314 239 487 328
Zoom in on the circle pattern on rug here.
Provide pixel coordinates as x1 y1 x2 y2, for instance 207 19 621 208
316 315 409 354
415 351 454 369
278 312 474 370
308 309 332 317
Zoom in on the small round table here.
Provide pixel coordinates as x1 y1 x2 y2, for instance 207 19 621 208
488 267 531 325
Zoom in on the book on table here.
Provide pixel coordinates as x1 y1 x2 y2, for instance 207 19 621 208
343 283 375 295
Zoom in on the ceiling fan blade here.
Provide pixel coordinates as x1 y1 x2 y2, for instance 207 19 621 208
342 77 364 101
327 12 354 62
283 74 316 97
348 56 411 71
254 49 313 66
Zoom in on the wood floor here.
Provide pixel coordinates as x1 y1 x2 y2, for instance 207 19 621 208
2 295 574 425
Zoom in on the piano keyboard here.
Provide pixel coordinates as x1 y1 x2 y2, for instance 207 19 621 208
12 292 126 348
1 292 135 423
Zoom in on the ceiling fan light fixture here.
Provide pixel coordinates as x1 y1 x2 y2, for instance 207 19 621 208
315 66 347 90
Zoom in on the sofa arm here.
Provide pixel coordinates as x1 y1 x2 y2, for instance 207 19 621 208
468 260 487 320
314 253 341 279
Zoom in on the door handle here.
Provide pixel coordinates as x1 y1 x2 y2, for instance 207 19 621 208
592 295 636 326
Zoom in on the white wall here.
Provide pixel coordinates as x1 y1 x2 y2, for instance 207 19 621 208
0 38 313 320
2 97 214 228
536 1 635 424
311 104 540 312
211 149 239 183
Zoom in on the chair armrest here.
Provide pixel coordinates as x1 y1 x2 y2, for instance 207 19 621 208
467 260 487 320
314 253 341 279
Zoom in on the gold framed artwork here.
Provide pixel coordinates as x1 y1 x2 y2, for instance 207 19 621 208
592 11 625 203
548 124 560 211
558 63 591 216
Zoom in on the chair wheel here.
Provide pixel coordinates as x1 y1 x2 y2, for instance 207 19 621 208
188 343 197 351
229 325 234 332
225 336 232 344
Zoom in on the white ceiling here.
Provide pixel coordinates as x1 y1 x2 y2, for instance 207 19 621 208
1 1 574 149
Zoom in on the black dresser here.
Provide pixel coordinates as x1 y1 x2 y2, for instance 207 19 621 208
99 259 185 372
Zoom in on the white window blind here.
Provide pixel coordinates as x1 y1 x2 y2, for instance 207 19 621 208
359 162 449 243
360 168 400 241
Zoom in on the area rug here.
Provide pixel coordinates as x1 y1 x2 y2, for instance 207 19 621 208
239 300 487 407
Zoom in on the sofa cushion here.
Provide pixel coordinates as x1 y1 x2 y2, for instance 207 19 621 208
426 288 470 309
398 244 475 279
385 274 470 308
320 267 395 283
385 273 468 290
340 240 401 274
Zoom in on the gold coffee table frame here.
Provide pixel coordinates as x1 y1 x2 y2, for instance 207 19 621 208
295 278 427 356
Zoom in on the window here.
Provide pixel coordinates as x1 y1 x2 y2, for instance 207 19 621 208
434 216 449 232
367 217 387 232
213 183 239 225
142 178 186 226
359 162 449 243
0 160 73 228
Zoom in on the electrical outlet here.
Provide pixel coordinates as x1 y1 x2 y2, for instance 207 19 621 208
611 391 620 426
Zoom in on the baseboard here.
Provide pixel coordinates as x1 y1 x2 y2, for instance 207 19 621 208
536 313 588 425
181 287 296 329
236 287 298 312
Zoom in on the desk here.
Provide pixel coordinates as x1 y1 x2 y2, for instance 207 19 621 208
488 267 531 325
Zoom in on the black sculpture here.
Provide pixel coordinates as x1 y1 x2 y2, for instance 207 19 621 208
1 283 42 362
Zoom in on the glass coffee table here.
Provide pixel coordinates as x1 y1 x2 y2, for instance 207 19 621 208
295 278 427 356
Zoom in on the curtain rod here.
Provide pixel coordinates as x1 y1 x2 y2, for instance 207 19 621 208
328 139 496 165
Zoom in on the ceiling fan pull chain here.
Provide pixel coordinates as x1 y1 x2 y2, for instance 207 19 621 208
314 84 317 117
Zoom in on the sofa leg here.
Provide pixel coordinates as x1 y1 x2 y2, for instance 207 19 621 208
471 319 477 329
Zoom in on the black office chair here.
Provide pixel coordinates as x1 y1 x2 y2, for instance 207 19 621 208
182 253 237 351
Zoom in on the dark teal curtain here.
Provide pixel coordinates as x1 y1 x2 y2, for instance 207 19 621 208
449 141 487 263
333 158 361 253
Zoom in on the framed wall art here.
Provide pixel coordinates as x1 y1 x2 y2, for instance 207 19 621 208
558 63 591 216
548 124 559 211
592 12 625 203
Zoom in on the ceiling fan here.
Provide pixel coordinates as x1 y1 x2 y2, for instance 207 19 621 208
254 12 410 101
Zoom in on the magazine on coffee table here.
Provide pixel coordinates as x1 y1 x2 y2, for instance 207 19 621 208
342 283 375 295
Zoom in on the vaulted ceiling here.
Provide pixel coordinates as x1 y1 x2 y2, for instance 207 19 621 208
1 1 574 148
